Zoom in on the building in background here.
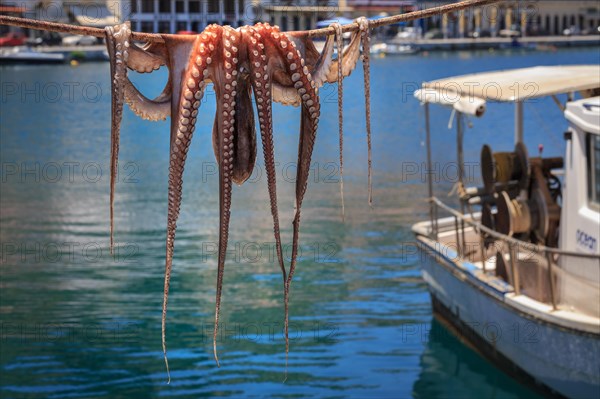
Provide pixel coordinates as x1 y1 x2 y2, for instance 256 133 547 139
347 0 414 14
417 1 600 37
123 0 255 33
0 0 122 25
0 3 27 35
259 0 347 32
1 0 122 30
0 0 122 38
260 0 599 36
123 0 344 33
1 0 598 36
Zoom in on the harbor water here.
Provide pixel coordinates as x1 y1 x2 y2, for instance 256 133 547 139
1 47 598 398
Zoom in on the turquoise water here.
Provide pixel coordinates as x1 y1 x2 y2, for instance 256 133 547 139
1 47 598 398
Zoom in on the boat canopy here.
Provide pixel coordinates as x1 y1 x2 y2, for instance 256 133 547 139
414 65 600 115
414 88 486 116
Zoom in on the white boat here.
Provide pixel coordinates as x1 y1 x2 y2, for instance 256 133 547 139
371 42 419 56
0 46 65 64
412 65 600 398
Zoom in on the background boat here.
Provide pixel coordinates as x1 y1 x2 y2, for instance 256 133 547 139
0 46 65 64
371 42 420 56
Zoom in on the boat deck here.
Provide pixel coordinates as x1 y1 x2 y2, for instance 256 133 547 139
413 215 600 334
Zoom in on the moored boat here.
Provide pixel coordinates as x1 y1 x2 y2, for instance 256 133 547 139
0 46 65 64
412 65 600 398
371 42 419 56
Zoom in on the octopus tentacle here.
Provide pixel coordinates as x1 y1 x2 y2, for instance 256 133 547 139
264 24 321 364
127 43 165 73
325 27 363 83
122 42 171 120
309 33 335 88
220 30 256 185
123 79 172 121
331 23 345 222
211 30 256 186
271 83 302 107
245 26 287 281
283 33 320 68
271 33 335 106
104 22 131 255
141 41 169 60
245 23 290 352
212 25 239 366
229 70 257 185
357 17 373 206
161 32 210 382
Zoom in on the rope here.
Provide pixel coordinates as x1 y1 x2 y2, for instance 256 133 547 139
0 0 499 41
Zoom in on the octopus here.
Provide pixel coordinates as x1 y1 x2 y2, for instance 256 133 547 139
104 19 372 381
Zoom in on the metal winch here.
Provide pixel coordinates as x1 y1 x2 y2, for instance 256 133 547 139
477 143 563 247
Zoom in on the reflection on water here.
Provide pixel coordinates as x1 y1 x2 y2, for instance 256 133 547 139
413 318 543 399
1 48 597 397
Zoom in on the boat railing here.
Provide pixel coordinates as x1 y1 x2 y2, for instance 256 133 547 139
427 196 600 310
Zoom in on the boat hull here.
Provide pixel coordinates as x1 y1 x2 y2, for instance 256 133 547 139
0 57 65 64
417 236 600 398
0 47 66 64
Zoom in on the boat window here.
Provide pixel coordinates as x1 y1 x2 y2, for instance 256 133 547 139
587 133 600 209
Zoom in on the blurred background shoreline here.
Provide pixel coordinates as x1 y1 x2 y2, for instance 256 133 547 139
1 0 599 62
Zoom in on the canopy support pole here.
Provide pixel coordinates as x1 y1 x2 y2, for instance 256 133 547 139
425 103 435 239
515 101 523 144
456 112 466 256
457 111 465 187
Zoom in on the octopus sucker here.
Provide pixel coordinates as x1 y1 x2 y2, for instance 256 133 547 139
357 17 374 206
331 23 345 222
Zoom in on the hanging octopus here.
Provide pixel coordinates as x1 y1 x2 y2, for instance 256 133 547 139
104 19 373 381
